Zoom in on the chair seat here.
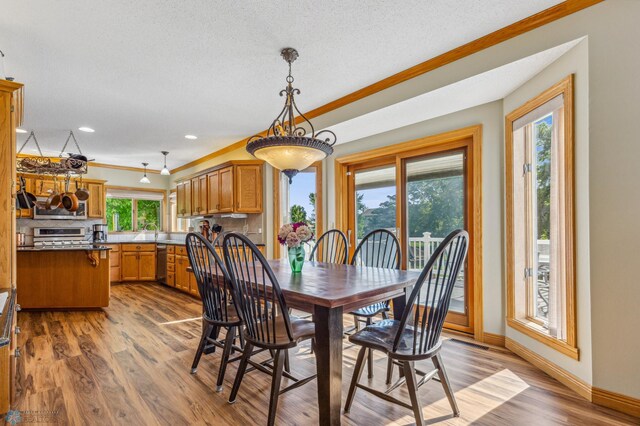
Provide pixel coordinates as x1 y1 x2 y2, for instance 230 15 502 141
245 316 315 347
204 303 242 325
349 302 389 318
349 319 441 359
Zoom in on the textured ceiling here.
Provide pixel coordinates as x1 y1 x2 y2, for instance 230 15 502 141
1 0 561 169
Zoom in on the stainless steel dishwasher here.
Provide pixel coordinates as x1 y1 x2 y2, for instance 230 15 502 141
156 244 167 284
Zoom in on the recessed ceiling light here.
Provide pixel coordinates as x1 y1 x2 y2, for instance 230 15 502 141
78 127 95 133
16 128 27 134
185 134 198 140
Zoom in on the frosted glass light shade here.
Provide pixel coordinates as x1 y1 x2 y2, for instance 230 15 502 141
253 145 326 172
140 175 151 184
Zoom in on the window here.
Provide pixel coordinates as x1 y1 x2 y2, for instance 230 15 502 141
506 75 577 359
170 198 192 233
274 163 322 258
106 188 164 232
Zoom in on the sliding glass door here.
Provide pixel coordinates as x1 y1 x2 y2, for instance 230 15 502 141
345 146 474 332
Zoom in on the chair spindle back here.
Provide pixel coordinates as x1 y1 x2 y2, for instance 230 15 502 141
393 229 469 355
222 232 294 346
309 229 348 264
351 229 401 269
185 233 237 324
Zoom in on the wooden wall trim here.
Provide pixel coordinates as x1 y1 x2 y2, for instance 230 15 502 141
505 337 591 400
105 185 167 194
592 387 640 418
168 0 601 175
483 332 506 347
91 162 162 174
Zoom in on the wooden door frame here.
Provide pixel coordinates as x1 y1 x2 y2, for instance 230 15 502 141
334 125 483 340
273 161 324 259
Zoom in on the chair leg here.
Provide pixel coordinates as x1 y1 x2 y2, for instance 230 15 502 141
344 346 367 413
403 361 425 426
366 318 374 379
215 326 236 392
228 343 253 403
385 355 394 384
267 349 286 426
353 315 360 331
191 322 213 374
284 348 290 373
433 353 459 417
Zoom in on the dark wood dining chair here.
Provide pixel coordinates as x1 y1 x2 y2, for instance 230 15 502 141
349 228 401 378
223 232 317 426
186 233 244 392
308 229 348 264
344 229 469 425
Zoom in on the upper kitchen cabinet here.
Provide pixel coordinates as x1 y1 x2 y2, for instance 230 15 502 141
87 182 105 218
176 180 193 217
177 160 263 217
235 164 262 213
191 175 207 216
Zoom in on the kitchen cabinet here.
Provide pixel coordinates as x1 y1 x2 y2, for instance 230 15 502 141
108 244 121 282
191 175 207 216
235 164 262 213
175 254 189 291
176 161 262 218
176 180 192 217
87 183 105 218
120 244 156 281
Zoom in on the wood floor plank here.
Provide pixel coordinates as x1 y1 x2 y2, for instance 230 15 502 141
14 282 639 426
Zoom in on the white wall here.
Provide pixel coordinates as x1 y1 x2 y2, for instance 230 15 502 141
503 39 591 383
85 165 169 190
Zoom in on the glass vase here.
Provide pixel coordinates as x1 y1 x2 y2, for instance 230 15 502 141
288 246 305 273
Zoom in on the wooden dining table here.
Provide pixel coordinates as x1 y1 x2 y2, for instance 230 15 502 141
190 258 421 425
264 259 420 425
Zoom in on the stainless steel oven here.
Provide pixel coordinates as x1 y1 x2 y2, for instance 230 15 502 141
33 197 87 220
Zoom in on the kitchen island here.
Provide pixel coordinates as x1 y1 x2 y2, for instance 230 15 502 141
17 246 111 309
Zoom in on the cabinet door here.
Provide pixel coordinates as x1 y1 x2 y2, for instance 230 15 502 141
235 164 263 213
138 252 156 281
219 166 234 213
87 183 104 218
121 252 139 281
184 180 192 217
198 175 207 215
191 177 200 215
189 272 200 297
175 255 187 290
176 183 185 217
110 266 121 283
207 171 219 214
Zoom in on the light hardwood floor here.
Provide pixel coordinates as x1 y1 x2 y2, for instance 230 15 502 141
14 282 639 425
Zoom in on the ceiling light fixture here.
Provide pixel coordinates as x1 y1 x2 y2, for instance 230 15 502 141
139 162 151 184
160 151 170 176
16 128 27 134
185 134 198 140
246 47 336 183
78 127 95 133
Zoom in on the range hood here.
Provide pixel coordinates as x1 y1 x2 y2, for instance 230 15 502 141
219 213 248 219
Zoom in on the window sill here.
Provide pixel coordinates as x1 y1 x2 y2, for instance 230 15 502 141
507 317 579 360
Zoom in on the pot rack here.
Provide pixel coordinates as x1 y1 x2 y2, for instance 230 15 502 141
16 131 90 176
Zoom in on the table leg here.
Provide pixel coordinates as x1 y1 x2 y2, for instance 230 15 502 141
313 305 343 426
392 287 411 378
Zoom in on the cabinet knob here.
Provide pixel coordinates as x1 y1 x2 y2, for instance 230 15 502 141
15 348 21 358
15 326 21 335
15 304 21 312
136 245 141 249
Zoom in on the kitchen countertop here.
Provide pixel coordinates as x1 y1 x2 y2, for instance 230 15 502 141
17 245 112 252
104 239 266 246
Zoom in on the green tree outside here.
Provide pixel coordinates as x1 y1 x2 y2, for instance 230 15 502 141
290 204 307 223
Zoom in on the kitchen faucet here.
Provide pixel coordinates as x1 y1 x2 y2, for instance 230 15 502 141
143 223 159 242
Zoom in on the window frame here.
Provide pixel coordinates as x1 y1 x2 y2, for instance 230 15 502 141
105 186 166 233
505 75 578 359
273 161 323 259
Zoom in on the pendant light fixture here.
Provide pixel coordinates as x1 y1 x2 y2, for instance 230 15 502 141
160 151 170 176
139 162 151 184
246 47 337 183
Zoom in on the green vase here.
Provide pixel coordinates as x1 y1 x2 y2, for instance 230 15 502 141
288 246 305 273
